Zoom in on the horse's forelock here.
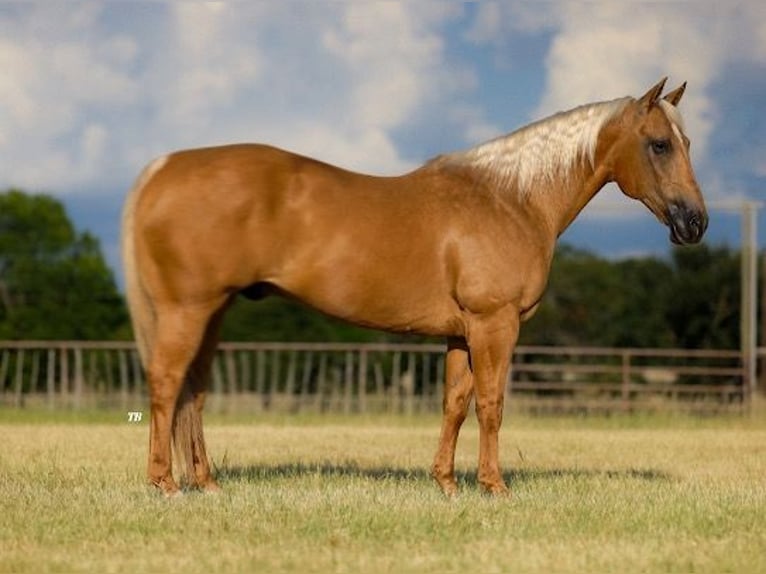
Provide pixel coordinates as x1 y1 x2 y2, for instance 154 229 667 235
658 99 687 144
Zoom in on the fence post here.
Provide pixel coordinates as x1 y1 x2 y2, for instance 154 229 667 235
13 348 24 408
118 350 129 409
373 361 385 412
300 351 314 413
317 353 328 413
29 350 40 404
343 351 354 414
741 202 759 403
212 353 224 413
60 347 69 407
0 350 8 401
73 346 84 410
621 350 631 412
47 348 56 409
255 349 266 410
269 349 281 409
285 350 297 411
102 350 114 406
405 352 416 416
391 351 401 413
239 351 252 393
358 349 368 414
129 350 143 401
225 348 238 396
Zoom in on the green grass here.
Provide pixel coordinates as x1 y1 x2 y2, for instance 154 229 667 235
1 411 765 573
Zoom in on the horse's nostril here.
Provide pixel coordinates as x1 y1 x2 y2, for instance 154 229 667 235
689 214 699 229
686 210 707 241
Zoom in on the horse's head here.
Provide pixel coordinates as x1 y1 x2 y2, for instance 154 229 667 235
607 78 708 245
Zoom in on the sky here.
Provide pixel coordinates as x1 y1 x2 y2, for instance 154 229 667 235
1 2 765 285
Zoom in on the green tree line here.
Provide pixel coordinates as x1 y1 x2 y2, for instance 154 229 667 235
0 189 743 349
0 190 127 339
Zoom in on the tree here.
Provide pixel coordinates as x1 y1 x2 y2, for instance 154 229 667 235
664 244 740 349
0 189 127 340
520 245 633 346
519 243 738 349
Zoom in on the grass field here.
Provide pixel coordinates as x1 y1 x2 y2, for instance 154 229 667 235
1 409 765 573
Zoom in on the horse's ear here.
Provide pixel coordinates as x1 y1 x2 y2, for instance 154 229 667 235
663 82 687 106
638 77 668 109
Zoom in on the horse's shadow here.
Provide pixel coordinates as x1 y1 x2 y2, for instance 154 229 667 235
214 461 670 488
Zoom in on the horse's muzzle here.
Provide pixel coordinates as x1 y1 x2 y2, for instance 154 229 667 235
668 202 708 245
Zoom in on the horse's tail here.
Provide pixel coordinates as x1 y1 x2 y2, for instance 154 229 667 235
121 155 205 487
121 157 166 371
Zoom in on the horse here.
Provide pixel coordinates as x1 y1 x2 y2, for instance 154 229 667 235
121 77 707 497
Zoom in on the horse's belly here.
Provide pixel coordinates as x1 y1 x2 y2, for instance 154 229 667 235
270 261 461 337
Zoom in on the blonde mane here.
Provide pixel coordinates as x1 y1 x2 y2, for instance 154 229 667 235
438 97 631 196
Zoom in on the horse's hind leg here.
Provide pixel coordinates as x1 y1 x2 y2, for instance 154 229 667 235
431 337 474 496
176 306 229 492
147 301 222 496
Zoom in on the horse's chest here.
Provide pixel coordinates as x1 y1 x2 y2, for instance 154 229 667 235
453 258 546 315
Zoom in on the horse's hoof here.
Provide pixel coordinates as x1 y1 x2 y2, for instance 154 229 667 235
482 482 511 497
438 482 459 498
202 480 222 495
164 488 184 500
431 471 459 498
149 476 182 498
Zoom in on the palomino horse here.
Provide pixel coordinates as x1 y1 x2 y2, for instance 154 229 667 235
122 78 707 497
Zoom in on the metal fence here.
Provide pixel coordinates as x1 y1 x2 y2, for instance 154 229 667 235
0 341 748 414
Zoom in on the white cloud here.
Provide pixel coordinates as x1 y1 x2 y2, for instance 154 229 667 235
0 5 139 190
448 105 503 145
466 2 552 42
0 3 478 195
324 3 444 129
151 4 262 130
464 2 505 45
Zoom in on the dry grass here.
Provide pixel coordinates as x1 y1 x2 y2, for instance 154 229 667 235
1 410 765 573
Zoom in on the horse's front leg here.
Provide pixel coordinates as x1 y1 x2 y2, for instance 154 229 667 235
468 311 518 496
432 337 474 496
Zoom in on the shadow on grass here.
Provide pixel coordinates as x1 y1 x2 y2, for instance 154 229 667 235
214 462 670 487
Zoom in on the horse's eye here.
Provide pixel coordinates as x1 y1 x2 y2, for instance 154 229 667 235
650 139 671 155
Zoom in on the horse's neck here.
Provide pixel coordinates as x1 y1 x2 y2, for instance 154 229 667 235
525 161 612 239
441 98 628 240
520 108 627 239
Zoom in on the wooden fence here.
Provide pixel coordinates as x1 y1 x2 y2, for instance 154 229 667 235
0 341 748 414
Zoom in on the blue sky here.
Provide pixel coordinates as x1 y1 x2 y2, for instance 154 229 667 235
1 2 765 284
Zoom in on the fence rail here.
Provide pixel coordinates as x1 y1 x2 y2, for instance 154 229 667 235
0 341 749 414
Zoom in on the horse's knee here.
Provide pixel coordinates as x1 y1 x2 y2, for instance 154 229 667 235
475 397 504 431
443 389 471 418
